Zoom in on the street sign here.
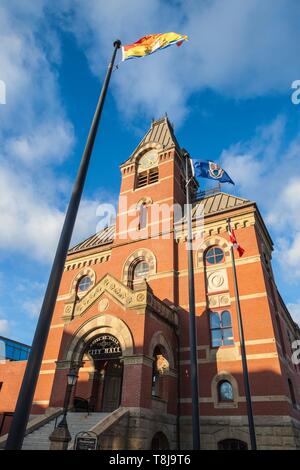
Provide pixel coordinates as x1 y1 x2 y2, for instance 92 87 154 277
74 431 99 450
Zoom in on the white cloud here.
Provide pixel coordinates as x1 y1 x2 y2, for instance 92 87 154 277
287 302 300 328
0 165 65 262
0 163 112 262
0 3 123 263
52 0 300 125
219 114 300 282
0 318 10 335
71 197 112 246
22 297 43 319
0 3 75 262
5 121 74 167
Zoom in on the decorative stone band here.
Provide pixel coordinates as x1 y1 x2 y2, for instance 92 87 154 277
62 273 178 327
121 355 153 367
64 252 111 272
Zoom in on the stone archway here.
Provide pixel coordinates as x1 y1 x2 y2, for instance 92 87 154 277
148 331 174 369
218 439 248 450
64 314 134 412
65 314 134 365
151 431 170 450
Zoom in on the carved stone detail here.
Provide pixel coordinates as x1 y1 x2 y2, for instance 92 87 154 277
155 354 170 375
208 293 231 308
63 273 178 327
207 268 228 293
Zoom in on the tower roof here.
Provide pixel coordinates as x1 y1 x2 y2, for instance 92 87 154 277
121 116 181 166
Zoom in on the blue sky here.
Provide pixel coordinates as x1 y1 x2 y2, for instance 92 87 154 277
0 0 300 344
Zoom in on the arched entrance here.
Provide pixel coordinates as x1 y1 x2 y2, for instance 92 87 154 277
151 432 170 450
218 439 248 450
75 333 123 413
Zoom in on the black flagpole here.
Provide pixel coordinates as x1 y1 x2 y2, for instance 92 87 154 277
5 40 121 450
227 218 257 450
183 149 201 450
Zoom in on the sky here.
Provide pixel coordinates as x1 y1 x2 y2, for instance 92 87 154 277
0 0 300 344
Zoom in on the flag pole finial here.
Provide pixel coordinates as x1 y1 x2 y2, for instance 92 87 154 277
113 39 122 48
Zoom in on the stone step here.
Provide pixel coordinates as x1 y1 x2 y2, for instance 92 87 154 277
22 412 109 450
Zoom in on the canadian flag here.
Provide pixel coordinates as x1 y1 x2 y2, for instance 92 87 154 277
227 220 245 257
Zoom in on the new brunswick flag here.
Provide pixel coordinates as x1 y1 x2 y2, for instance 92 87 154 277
122 32 188 61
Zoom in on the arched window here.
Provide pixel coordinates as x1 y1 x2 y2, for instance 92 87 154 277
218 439 248 450
133 261 150 281
205 246 224 265
288 378 297 408
151 346 169 399
210 311 234 347
218 380 234 402
138 203 148 230
77 275 93 292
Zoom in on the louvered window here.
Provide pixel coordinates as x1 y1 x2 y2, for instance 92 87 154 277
136 167 159 188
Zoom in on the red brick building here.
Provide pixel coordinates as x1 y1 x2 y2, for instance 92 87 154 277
1 117 300 449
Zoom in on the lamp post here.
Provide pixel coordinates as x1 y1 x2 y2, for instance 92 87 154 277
49 369 78 450
58 369 78 428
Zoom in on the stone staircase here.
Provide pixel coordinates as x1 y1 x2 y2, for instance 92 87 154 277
22 412 109 450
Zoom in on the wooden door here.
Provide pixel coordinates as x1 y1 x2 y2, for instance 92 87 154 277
102 361 123 412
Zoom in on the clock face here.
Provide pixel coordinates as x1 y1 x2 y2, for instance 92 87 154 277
138 150 158 171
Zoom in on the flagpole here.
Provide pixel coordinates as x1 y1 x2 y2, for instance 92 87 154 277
227 218 257 450
5 40 121 450
183 149 201 450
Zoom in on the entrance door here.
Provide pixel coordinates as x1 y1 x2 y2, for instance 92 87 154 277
102 360 123 412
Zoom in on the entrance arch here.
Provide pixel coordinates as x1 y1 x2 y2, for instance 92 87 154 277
65 314 134 364
64 314 134 412
151 432 170 450
84 334 123 412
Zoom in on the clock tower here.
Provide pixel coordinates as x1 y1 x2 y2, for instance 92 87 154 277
111 116 190 304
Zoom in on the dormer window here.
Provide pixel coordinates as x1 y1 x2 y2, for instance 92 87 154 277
136 150 159 188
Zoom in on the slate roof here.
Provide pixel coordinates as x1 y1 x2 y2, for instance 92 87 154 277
192 191 251 219
122 116 181 165
69 225 115 254
69 192 252 255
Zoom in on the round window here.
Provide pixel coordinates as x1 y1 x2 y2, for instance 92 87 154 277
78 275 93 292
205 246 224 265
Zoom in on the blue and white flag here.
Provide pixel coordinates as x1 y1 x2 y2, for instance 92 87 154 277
192 160 235 185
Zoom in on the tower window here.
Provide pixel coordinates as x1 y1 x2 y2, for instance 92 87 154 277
78 275 93 292
218 380 234 402
210 311 234 347
136 167 159 188
138 203 148 230
205 246 224 265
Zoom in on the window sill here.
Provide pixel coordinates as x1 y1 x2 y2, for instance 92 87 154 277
214 402 238 409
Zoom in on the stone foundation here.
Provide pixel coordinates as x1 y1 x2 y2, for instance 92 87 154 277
180 415 300 450
99 407 177 450
92 410 300 450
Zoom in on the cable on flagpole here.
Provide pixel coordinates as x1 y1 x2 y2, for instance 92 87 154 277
113 61 122 72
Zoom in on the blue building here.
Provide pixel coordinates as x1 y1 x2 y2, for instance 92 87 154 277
0 336 31 361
